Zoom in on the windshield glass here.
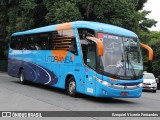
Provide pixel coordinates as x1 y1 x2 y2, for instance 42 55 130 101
99 33 143 80
143 73 155 79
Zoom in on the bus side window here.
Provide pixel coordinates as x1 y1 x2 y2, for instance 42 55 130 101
78 28 95 39
21 37 28 50
81 45 87 63
47 34 52 50
28 36 36 50
35 33 50 50
86 45 96 70
35 40 42 50
69 38 77 55
16 37 22 50
51 29 78 55
10 37 17 50
10 36 22 50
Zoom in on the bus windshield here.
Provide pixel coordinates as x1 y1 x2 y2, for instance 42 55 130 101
99 33 143 80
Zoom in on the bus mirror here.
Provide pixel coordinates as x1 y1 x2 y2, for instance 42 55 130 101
86 36 104 56
140 43 153 61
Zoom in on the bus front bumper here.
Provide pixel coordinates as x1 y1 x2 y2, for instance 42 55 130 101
95 81 142 98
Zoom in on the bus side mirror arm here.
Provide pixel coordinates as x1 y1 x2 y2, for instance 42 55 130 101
140 43 153 61
86 36 104 56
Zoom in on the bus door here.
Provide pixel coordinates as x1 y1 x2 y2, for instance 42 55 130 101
82 44 97 96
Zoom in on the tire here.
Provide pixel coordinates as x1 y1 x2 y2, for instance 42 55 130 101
19 69 26 84
66 77 77 97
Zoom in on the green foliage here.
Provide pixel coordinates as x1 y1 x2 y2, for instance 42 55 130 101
0 5 7 40
140 31 160 76
133 0 148 11
77 0 156 32
46 1 82 24
0 0 157 37
139 10 157 31
0 0 158 64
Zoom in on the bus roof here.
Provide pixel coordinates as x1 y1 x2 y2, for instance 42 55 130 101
11 21 138 38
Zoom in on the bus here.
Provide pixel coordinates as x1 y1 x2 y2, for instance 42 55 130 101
8 21 152 98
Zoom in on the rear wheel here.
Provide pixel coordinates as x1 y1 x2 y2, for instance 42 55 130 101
19 69 27 84
66 77 77 97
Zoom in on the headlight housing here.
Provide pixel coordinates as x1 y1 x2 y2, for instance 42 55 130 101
152 82 156 85
94 76 143 90
94 76 111 87
137 83 143 87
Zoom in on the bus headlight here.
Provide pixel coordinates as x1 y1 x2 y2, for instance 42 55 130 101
137 83 143 87
94 76 111 87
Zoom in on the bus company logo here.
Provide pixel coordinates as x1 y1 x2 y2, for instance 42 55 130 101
45 51 74 64
45 50 75 63
45 55 74 63
2 112 11 117
124 86 127 89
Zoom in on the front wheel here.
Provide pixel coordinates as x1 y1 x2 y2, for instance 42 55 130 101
19 69 27 84
66 77 77 97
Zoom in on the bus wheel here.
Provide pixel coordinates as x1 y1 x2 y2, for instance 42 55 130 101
19 69 26 84
67 77 77 97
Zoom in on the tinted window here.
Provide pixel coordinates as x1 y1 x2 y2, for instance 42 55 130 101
86 45 96 70
10 37 17 49
10 33 50 50
10 36 23 50
78 28 95 39
10 29 76 52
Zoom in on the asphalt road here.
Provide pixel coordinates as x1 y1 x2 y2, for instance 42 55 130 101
0 72 160 120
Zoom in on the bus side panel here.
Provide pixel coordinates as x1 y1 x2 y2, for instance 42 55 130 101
8 49 24 78
8 50 59 85
23 50 59 85
50 50 86 91
8 49 37 80
41 50 60 86
8 58 22 78
63 65 85 93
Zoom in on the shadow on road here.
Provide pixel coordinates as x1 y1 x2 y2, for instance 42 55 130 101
77 93 137 104
12 80 65 94
142 90 157 93
12 81 137 104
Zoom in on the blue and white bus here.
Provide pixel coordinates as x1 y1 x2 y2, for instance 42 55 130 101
8 21 145 98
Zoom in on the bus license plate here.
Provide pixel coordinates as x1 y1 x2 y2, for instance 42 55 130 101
121 92 128 96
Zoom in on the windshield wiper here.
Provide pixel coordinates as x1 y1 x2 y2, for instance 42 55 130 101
125 49 137 79
113 53 124 78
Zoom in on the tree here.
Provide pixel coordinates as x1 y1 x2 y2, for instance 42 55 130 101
140 31 160 76
0 0 158 61
76 0 157 32
45 0 82 24
133 0 148 11
139 10 157 32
